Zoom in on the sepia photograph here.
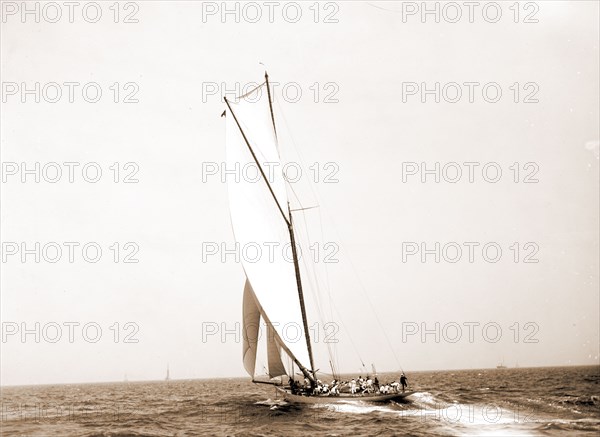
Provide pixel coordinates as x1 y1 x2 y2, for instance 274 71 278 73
1 1 599 436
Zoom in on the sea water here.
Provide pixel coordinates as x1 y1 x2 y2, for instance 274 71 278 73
1 366 598 436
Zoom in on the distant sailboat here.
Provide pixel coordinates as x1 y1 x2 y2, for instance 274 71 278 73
497 359 507 369
223 72 412 403
165 365 170 381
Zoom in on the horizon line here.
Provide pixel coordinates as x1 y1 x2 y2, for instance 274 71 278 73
2 363 598 388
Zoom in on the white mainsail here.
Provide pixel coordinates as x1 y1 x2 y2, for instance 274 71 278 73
225 82 312 379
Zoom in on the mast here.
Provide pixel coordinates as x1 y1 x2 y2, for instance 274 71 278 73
265 71 317 384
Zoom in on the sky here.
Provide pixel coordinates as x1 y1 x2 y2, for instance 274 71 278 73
0 1 598 386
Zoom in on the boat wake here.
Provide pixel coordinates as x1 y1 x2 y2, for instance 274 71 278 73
255 398 291 410
313 391 550 436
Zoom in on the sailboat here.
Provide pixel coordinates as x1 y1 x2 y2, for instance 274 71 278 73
165 365 171 381
223 72 412 403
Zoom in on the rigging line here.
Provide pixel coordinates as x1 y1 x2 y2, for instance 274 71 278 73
286 175 338 376
293 209 363 373
273 124 321 319
351 253 403 370
227 88 278 178
277 106 401 368
331 302 366 368
274 99 332 302
275 97 370 376
297 263 336 377
365 2 403 13
291 194 340 375
290 205 319 212
274 99 321 203
298 210 339 377
295 222 335 364
318 210 340 374
286 179 305 210
273 99 324 299
237 80 266 100
294 235 362 377
226 84 277 165
324 206 404 371
275 98 350 376
285 159 338 375
291 201 341 377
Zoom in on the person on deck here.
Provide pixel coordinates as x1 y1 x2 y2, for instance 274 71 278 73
304 377 313 394
289 377 297 395
358 376 365 393
329 380 339 396
400 374 408 392
314 379 323 395
350 378 357 394
365 377 373 394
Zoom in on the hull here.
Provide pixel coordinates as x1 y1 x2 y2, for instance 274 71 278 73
275 387 413 404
